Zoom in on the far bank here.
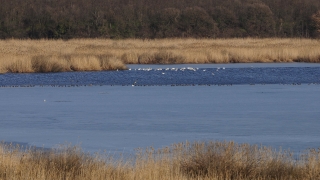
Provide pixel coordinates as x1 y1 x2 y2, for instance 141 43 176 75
1 38 320 73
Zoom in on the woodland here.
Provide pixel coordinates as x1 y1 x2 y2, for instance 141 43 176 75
0 0 320 39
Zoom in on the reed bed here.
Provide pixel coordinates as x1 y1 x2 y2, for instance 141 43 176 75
1 141 319 180
0 38 320 73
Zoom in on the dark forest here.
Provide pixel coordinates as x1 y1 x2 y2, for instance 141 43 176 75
1 0 320 39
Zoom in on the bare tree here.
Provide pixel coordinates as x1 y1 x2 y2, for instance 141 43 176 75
312 10 320 37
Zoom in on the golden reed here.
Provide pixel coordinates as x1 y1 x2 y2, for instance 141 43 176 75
1 38 320 73
1 141 319 180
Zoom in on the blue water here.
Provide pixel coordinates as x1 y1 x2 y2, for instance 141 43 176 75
1 63 320 86
0 63 319 154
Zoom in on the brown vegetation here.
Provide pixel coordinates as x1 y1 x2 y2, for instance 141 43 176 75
312 11 320 37
1 0 320 39
1 141 320 180
0 39 128 73
1 38 320 73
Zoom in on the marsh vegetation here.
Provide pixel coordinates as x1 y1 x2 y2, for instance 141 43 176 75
1 141 320 180
1 38 320 73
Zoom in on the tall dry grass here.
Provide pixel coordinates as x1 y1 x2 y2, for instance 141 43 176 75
0 39 128 73
1 141 319 180
0 38 320 73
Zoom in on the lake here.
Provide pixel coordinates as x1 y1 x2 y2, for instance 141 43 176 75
1 63 320 87
0 63 319 154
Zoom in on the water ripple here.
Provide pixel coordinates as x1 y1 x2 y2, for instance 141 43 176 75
0 66 319 86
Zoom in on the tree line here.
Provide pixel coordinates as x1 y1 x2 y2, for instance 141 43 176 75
0 0 320 39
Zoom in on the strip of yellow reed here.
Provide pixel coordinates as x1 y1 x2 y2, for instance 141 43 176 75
1 38 320 73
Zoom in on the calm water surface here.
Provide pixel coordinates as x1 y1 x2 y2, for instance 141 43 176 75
0 63 319 154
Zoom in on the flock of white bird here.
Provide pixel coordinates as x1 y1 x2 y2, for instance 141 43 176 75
128 67 226 74
129 67 226 86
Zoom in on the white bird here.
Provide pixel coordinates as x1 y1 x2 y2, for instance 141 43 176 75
187 67 196 71
132 81 137 86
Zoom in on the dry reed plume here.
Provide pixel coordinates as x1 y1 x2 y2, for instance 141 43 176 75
1 141 320 180
0 38 320 73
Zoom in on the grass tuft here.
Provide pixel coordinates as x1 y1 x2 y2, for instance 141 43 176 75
31 55 70 73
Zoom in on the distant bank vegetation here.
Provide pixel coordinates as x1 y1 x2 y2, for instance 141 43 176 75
1 38 320 73
1 141 320 180
1 0 320 39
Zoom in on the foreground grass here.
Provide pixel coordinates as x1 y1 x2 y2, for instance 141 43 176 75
1 38 320 73
1 141 319 180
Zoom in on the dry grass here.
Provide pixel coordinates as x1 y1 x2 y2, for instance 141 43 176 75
0 38 320 73
0 39 128 73
1 141 320 180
